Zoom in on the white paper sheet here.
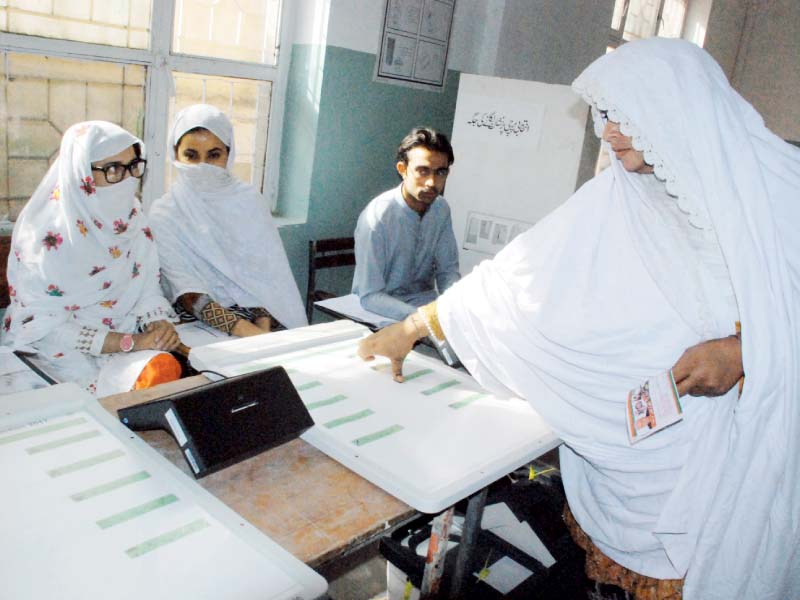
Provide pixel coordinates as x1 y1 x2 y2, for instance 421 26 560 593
0 384 326 600
475 556 533 594
176 321 229 348
315 293 398 329
191 325 559 513
482 502 556 567
0 347 51 394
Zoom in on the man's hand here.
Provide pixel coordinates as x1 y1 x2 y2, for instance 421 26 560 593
671 335 743 397
357 317 423 382
137 320 181 352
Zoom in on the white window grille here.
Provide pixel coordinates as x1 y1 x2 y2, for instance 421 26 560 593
1 0 291 217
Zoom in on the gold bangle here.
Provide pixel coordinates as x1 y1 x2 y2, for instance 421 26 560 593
418 302 445 342
409 313 427 339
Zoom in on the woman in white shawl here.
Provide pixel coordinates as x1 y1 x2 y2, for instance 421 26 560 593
359 39 800 600
2 121 182 396
149 104 307 338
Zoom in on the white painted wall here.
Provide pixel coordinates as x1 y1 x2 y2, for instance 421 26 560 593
326 0 384 53
494 0 614 85
288 0 332 46
325 0 506 74
323 0 613 83
705 0 800 141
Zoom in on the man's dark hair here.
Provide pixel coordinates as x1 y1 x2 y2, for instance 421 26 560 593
396 127 454 166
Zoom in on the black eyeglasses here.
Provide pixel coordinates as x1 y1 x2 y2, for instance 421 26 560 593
91 158 147 184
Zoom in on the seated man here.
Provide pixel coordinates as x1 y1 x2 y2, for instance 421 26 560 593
352 127 460 321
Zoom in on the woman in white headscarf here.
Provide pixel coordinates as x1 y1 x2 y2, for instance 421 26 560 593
149 104 307 338
2 121 182 396
359 39 800 600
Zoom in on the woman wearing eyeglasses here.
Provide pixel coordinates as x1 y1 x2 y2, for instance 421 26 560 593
1 121 182 396
149 104 307 337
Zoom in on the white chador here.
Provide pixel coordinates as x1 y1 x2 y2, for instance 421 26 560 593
438 39 800 599
1 121 175 395
149 104 308 329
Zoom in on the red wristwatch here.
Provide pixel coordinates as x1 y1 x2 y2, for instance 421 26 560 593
119 334 135 353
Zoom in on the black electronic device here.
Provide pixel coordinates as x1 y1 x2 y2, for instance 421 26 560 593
118 367 314 478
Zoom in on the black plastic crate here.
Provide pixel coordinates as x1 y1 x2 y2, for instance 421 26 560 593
380 462 590 598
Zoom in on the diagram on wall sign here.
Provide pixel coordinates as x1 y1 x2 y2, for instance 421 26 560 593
463 211 533 256
421 0 452 41
387 0 422 32
190 323 558 513
376 0 456 91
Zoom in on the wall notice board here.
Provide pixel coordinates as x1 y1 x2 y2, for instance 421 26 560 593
445 74 589 275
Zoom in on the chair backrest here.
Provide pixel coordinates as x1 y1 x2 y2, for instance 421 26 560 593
306 237 356 323
0 235 11 309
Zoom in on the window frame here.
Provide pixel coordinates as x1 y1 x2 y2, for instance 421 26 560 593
0 0 293 212
609 0 687 49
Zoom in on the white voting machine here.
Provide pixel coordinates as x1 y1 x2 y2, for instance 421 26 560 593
0 383 326 600
191 321 559 513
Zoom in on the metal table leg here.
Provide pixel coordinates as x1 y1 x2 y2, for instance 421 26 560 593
420 506 455 597
449 487 488 598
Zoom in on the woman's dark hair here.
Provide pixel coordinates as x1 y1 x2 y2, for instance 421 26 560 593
396 127 454 166
174 126 231 154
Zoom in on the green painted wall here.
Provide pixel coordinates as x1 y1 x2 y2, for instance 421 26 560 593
277 44 460 313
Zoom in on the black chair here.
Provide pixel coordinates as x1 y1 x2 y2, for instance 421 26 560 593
306 237 356 323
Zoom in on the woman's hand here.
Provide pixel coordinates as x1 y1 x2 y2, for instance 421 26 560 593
671 334 743 397
254 316 273 334
358 316 424 383
136 320 181 352
231 318 266 337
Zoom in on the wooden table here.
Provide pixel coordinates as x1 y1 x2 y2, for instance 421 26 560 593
99 375 416 571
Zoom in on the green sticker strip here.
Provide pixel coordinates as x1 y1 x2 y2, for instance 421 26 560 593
232 360 274 375
370 363 390 371
324 409 374 429
97 494 178 530
296 380 322 392
231 362 298 375
126 518 210 558
71 471 151 502
48 449 125 478
26 430 101 454
421 380 461 396
449 392 490 409
0 417 87 446
403 368 433 381
306 394 347 410
352 424 404 446
287 341 353 362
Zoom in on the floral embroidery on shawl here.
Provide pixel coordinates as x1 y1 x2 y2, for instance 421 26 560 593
42 231 63 251
113 219 128 234
80 177 96 195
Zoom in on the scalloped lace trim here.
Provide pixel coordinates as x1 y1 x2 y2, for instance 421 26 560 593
574 81 713 231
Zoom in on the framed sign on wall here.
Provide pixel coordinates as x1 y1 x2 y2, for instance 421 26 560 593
375 0 455 92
